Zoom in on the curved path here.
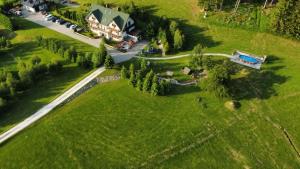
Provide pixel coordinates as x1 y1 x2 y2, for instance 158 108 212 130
134 53 232 60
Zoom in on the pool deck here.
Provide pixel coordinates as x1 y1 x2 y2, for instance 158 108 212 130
230 51 264 70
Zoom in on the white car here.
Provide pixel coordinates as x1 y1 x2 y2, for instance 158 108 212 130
45 16 53 21
45 14 52 18
70 24 77 30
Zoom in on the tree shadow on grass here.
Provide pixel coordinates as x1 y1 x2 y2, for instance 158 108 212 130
0 66 91 134
135 5 221 52
12 17 44 31
229 55 289 101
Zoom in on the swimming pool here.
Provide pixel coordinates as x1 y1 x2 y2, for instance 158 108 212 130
239 55 259 64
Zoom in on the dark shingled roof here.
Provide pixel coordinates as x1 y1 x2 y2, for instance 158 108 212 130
87 5 130 31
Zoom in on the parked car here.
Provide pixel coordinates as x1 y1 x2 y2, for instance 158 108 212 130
59 19 66 25
70 24 77 30
51 17 58 22
45 16 53 21
74 27 83 32
45 14 52 18
65 22 72 28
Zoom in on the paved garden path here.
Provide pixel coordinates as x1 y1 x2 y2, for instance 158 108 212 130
135 53 232 60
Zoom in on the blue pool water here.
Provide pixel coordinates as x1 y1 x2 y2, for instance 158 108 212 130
239 55 259 64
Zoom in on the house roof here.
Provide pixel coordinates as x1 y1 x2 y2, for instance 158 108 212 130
87 5 130 31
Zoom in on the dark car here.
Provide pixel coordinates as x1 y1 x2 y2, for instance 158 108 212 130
65 22 72 28
51 17 58 22
59 19 66 25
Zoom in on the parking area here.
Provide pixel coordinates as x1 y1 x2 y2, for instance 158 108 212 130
21 10 147 63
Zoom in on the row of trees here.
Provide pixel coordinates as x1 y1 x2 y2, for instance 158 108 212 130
36 36 78 63
120 60 172 96
76 42 114 69
56 9 87 29
0 56 63 112
155 21 185 55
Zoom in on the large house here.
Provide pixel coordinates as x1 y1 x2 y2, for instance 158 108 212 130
86 5 135 42
22 0 48 12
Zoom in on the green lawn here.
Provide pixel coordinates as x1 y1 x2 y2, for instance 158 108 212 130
0 17 96 133
0 0 300 168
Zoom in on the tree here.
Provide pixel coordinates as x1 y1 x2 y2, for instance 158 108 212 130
205 64 231 98
142 70 154 92
77 53 85 67
189 44 204 69
136 79 143 91
120 66 128 79
174 29 184 51
0 13 13 31
69 46 78 63
203 55 214 70
83 52 92 68
129 72 136 87
92 51 101 68
151 82 159 96
169 21 179 36
140 58 147 72
16 59 32 87
64 49 72 62
158 28 170 55
104 55 114 69
99 40 107 56
271 0 300 39
58 47 65 58
145 21 155 40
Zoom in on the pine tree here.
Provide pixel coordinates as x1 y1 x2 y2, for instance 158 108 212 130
142 70 154 92
174 29 184 51
104 55 114 69
151 82 159 96
169 21 179 36
120 66 128 79
136 79 143 91
129 72 136 87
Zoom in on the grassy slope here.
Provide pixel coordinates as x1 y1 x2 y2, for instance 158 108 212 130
0 0 300 168
0 18 96 133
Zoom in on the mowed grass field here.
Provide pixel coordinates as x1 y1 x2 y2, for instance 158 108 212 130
0 17 96 133
0 0 300 168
